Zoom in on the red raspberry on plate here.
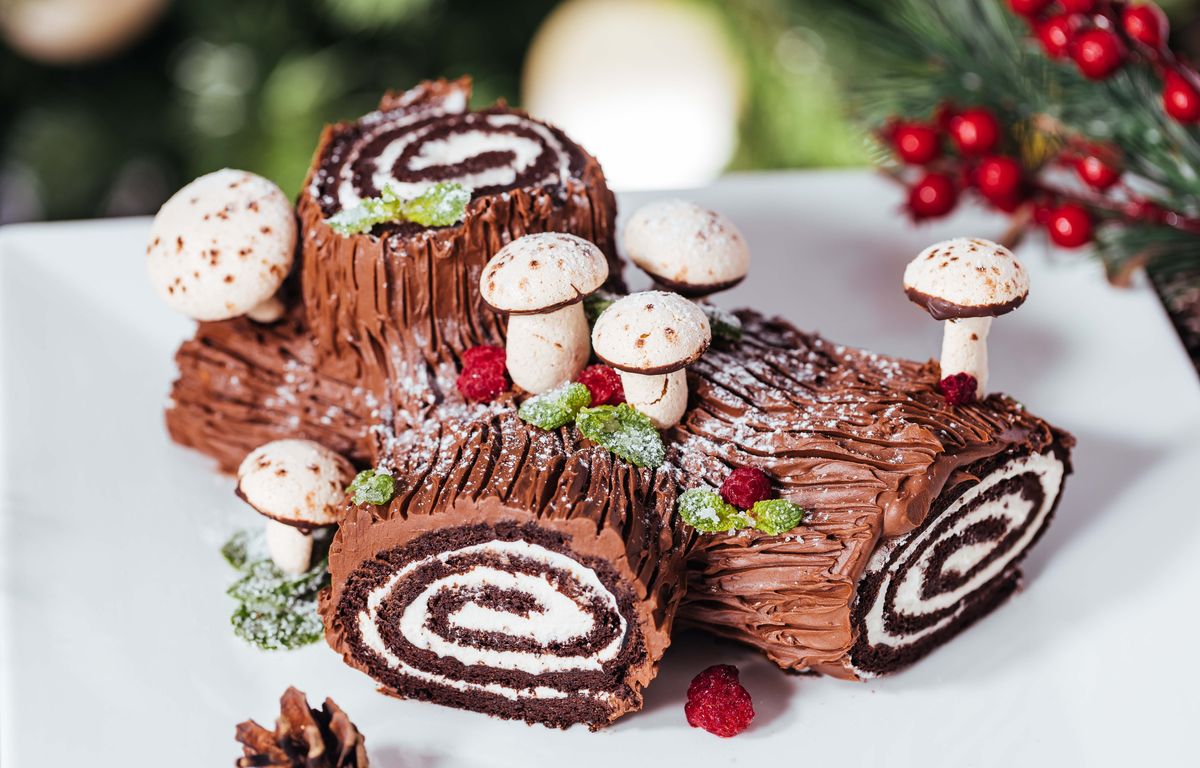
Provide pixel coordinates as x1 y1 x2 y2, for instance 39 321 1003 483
456 364 509 403
720 467 772 510
685 664 754 738
938 372 978 407
461 345 506 370
575 364 625 406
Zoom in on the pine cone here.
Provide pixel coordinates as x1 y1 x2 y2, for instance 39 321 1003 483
235 687 369 767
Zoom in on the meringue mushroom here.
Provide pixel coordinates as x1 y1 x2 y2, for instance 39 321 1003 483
146 168 295 322
623 199 750 296
480 232 609 394
903 237 1030 397
590 291 711 428
236 439 356 575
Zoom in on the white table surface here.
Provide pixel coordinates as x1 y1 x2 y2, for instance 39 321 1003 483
2 170 1198 767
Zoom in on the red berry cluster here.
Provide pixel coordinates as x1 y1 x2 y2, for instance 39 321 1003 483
574 364 625 406
937 372 979 407
455 345 510 403
1013 1 1197 122
684 664 755 738
719 466 773 510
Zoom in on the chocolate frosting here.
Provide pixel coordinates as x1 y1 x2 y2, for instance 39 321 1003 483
904 285 1027 321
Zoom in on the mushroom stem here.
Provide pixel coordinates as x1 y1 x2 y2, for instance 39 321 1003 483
619 369 688 429
940 317 991 397
246 295 285 324
265 519 313 575
506 305 590 394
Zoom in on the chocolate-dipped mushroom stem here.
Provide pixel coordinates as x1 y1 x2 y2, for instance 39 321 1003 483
903 237 1029 397
591 291 711 429
480 233 609 394
236 439 356 575
623 199 749 297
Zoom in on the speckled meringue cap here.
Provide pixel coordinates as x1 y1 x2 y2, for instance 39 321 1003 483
903 237 1029 321
480 232 609 314
146 169 296 321
236 439 356 528
591 291 711 374
623 199 749 294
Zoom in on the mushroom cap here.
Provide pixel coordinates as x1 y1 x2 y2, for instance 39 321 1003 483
623 199 749 294
479 232 609 313
236 439 356 528
146 169 296 322
903 237 1029 320
591 291 711 374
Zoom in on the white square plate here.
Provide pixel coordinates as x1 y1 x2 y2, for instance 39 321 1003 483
3 171 1198 767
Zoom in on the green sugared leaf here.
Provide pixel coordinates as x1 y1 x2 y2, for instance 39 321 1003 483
348 468 396 506
702 304 743 342
326 182 470 235
677 487 749 532
584 290 620 325
231 600 325 651
518 382 592 430
221 530 329 651
750 498 807 535
575 403 665 468
220 529 253 570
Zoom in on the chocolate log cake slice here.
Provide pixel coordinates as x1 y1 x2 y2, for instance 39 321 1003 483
298 77 622 397
320 407 686 729
671 312 1072 679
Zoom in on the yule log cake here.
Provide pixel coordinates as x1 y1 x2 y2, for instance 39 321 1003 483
150 78 1073 728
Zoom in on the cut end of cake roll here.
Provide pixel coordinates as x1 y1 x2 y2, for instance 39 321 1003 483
849 441 1072 677
321 414 686 729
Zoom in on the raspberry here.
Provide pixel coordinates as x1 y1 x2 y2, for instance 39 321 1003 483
456 364 509 403
938 372 978 407
461 345 505 370
684 664 754 738
575 364 625 406
720 467 772 510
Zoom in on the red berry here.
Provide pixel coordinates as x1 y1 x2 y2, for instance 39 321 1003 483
458 345 508 401
684 665 755 738
574 364 625 406
938 373 979 407
1131 199 1167 224
1007 0 1052 17
720 467 773 510
1072 29 1125 80
891 122 941 164
1059 0 1094 12
907 172 958 219
1075 154 1120 190
975 155 1023 201
988 193 1026 213
1163 70 1200 122
462 345 506 369
1122 3 1169 50
933 103 958 134
1047 203 1093 248
1036 14 1078 59
949 108 1000 155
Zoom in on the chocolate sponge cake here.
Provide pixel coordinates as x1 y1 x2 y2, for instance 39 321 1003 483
154 78 1073 729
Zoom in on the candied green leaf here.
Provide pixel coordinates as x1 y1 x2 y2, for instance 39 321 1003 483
677 487 745 532
231 600 324 651
751 498 807 535
348 468 396 506
702 303 743 342
518 382 592 430
397 181 471 227
221 529 254 570
326 182 470 235
575 404 665 468
227 557 329 608
584 290 621 325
